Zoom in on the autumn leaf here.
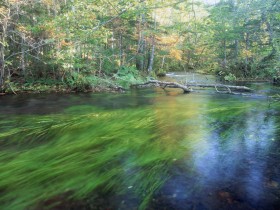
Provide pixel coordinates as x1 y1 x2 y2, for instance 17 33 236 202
169 49 183 60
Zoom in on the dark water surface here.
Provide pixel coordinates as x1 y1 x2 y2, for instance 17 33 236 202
1 81 280 210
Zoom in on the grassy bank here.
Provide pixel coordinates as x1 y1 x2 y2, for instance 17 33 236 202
1 68 147 95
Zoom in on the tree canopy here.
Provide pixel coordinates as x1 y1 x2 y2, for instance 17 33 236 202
0 0 279 92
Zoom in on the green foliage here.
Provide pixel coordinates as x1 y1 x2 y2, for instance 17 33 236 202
224 73 236 82
4 81 20 93
64 72 100 91
206 0 280 79
114 66 144 88
156 68 166 77
1 0 279 90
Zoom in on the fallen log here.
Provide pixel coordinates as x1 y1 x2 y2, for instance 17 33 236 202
134 80 192 93
133 80 252 94
186 83 252 92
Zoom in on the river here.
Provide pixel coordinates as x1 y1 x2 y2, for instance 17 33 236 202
0 74 280 210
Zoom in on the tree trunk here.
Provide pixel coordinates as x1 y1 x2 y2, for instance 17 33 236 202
148 15 156 72
21 33 26 78
0 5 9 88
262 12 276 60
221 39 227 69
136 1 147 71
234 40 239 62
52 0 57 16
245 32 249 75
119 34 123 66
147 36 155 72
161 55 166 69
0 43 5 88
136 16 145 71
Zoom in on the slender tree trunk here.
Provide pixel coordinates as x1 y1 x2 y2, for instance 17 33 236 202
111 32 115 50
99 56 103 76
263 12 276 57
119 34 123 66
52 0 57 16
136 25 145 71
0 5 9 88
47 4 51 16
161 55 166 69
223 39 227 68
245 32 249 74
0 42 5 87
263 14 274 47
0 33 5 87
21 33 26 78
147 36 155 72
234 40 239 62
136 0 147 71
147 15 156 72
191 0 198 44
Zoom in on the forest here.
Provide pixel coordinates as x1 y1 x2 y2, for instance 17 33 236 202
0 0 279 93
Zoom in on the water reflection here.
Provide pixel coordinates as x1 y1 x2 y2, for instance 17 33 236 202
153 96 280 210
0 90 155 115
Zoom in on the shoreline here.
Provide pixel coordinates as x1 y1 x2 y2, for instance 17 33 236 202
0 84 125 96
0 76 277 96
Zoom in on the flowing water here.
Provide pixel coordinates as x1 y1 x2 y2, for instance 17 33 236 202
1 75 280 210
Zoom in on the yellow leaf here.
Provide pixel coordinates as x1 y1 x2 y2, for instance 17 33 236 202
169 49 182 60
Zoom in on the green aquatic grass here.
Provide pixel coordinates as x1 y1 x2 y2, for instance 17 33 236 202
1 97 279 210
0 106 185 210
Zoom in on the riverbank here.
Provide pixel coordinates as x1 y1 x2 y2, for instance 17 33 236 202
0 73 277 96
0 73 143 96
0 83 124 96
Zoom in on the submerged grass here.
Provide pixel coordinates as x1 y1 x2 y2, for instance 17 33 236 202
1 95 279 210
0 106 182 210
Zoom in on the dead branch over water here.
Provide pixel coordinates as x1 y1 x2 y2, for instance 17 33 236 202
133 80 252 94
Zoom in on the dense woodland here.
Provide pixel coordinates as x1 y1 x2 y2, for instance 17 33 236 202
0 0 279 92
